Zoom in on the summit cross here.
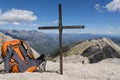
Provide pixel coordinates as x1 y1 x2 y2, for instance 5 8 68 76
38 4 85 75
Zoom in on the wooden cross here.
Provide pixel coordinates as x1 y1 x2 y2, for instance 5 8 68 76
38 4 85 75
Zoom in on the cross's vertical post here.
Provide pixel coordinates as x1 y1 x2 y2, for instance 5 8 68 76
59 4 63 75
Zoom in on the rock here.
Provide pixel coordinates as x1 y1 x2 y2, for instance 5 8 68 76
31 48 40 58
81 37 120 63
57 54 89 64
63 37 120 63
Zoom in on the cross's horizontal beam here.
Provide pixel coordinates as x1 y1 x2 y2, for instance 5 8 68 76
38 25 84 29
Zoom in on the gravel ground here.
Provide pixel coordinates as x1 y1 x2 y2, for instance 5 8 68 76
0 58 120 80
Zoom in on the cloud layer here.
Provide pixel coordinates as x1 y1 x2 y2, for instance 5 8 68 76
105 0 120 12
0 8 37 25
95 0 120 12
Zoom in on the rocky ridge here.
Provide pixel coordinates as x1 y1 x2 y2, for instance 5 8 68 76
63 37 120 63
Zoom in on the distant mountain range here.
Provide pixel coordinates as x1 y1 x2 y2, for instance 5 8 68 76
1 29 120 57
49 33 114 45
0 30 109 55
1 29 120 63
0 30 58 54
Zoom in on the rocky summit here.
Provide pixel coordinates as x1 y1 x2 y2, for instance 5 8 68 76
64 37 120 63
1 33 120 80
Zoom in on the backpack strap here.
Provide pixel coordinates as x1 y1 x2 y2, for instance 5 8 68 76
18 59 36 72
19 43 30 62
5 45 25 72
5 44 36 72
35 54 46 66
5 45 13 72
18 43 37 72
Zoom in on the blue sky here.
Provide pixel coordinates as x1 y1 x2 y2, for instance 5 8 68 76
0 0 120 35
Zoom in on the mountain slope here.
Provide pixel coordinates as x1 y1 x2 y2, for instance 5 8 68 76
63 37 120 63
0 30 58 54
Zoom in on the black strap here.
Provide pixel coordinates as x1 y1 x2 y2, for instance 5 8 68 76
0 60 3 64
19 43 30 61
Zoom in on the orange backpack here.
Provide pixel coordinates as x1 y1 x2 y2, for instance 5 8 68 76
1 39 37 73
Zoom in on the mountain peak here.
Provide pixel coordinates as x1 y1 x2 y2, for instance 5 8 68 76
0 32 13 42
63 37 120 63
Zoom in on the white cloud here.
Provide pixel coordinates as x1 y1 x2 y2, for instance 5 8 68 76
0 9 2 15
96 31 114 35
0 8 37 25
94 3 103 12
53 20 58 24
0 21 8 25
29 23 41 27
109 26 114 29
107 31 114 34
43 22 50 25
13 22 21 25
105 0 120 12
23 23 27 26
42 20 58 25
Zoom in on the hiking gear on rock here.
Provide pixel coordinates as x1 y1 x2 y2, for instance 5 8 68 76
1 39 46 73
